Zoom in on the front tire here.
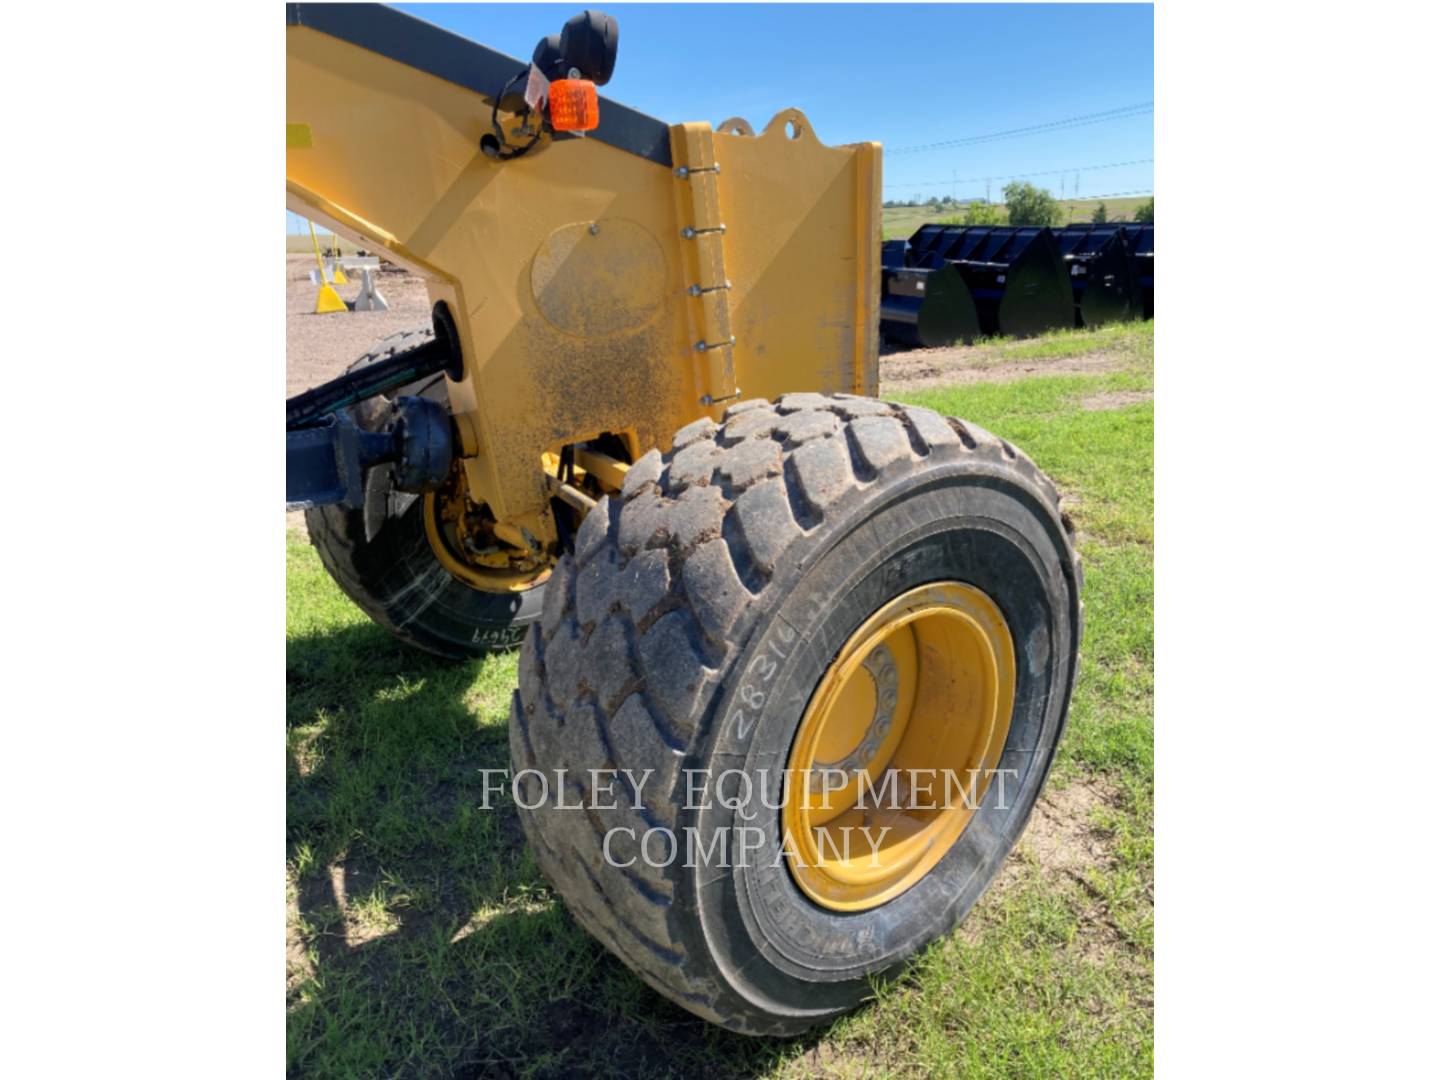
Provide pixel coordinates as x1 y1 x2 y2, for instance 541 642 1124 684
512 392 1082 1034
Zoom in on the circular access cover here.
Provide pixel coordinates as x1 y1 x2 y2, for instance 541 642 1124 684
530 219 666 338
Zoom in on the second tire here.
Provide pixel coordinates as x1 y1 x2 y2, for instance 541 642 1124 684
512 391 1082 1035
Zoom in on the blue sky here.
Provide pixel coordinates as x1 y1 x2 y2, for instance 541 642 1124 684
289 3 1152 234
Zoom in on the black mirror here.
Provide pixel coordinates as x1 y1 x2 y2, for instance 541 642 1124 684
531 33 565 79
559 10 618 86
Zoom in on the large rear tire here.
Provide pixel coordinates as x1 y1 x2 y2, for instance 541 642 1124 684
303 329 547 658
512 392 1081 1034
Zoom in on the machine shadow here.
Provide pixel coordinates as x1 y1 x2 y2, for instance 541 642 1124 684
286 620 831 1077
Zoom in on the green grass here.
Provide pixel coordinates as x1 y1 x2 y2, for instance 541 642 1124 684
287 323 1154 1077
883 196 1152 239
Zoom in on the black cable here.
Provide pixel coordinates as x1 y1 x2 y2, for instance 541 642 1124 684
888 102 1154 156
885 158 1155 191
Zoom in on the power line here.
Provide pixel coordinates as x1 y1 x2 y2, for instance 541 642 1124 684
887 102 1154 155
885 157 1154 191
1065 189 1152 200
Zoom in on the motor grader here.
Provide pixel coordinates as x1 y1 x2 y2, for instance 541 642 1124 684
286 4 1081 1037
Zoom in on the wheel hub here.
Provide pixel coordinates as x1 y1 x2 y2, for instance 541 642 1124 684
423 465 552 593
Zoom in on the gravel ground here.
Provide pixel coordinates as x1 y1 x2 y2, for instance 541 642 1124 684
285 254 431 398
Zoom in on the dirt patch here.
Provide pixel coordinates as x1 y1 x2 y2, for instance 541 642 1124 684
880 345 1127 394
285 254 431 399
286 883 313 994
1079 389 1153 411
1009 779 1117 881
956 777 1134 960
784 1039 882 1079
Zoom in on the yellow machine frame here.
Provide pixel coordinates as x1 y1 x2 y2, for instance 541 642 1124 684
286 8 880 554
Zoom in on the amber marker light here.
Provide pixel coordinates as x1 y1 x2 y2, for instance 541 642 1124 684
548 78 600 132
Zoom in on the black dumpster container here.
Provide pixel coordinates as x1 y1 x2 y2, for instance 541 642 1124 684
906 225 1074 339
880 262 981 348
1114 223 1153 319
1053 224 1140 327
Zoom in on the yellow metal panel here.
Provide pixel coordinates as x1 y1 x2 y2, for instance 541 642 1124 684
287 26 695 537
713 109 882 404
286 25 879 549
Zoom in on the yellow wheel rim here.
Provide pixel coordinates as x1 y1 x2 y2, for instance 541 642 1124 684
783 581 1015 912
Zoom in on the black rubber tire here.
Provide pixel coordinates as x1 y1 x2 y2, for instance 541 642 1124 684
511 392 1082 1035
303 328 547 659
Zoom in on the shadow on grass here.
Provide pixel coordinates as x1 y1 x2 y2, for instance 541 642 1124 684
286 621 829 1079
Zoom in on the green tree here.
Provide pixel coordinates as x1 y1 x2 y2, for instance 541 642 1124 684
962 200 1004 226
1134 197 1154 223
1091 201 1109 224
1003 181 1062 227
